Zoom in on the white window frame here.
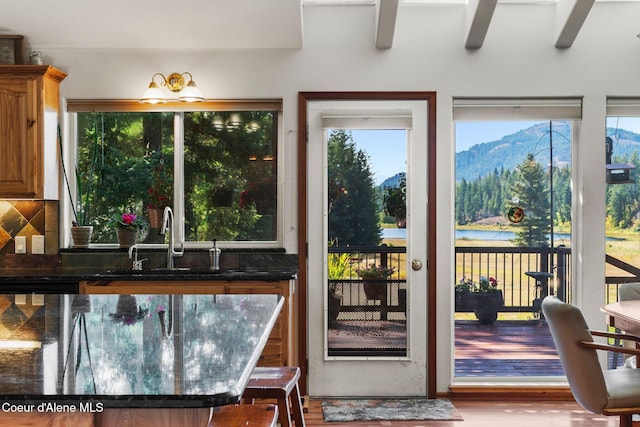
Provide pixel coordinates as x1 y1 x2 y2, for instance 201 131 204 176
63 99 284 249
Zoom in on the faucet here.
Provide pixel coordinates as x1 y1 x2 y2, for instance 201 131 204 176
128 245 147 271
161 206 184 269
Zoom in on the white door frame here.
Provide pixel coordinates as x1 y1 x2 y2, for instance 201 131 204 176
306 98 430 397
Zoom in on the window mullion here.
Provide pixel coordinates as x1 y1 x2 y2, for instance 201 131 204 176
174 112 185 244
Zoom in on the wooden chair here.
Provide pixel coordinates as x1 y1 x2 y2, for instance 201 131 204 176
542 296 640 427
209 403 278 427
242 366 305 427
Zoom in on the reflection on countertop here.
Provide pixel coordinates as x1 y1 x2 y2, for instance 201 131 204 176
0 293 284 407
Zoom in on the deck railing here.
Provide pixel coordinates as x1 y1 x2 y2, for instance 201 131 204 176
328 245 639 317
455 245 571 312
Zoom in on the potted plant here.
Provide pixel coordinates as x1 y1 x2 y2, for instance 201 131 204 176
109 212 147 248
145 154 173 228
327 249 351 325
109 295 148 326
66 149 96 248
471 276 503 325
383 173 406 228
357 264 396 300
455 276 475 312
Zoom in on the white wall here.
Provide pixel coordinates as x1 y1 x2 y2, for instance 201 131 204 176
42 2 640 393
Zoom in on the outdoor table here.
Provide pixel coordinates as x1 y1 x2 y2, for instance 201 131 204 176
526 271 554 316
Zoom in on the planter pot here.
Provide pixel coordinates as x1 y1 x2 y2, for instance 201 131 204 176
70 225 93 248
146 208 165 229
116 228 138 248
455 290 474 312
472 291 504 325
362 279 387 300
109 295 148 325
328 292 341 325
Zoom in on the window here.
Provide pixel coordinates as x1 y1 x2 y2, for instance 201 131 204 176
68 100 281 246
605 98 640 306
452 97 580 379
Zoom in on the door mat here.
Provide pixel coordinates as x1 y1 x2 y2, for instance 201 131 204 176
321 398 464 422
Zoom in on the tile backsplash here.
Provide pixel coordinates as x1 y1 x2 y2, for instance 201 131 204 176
0 200 58 255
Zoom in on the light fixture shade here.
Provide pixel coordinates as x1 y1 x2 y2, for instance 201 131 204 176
247 120 260 132
178 81 205 102
212 114 225 130
139 72 205 103
139 83 167 104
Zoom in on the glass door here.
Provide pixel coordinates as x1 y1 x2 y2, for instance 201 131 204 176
307 99 429 396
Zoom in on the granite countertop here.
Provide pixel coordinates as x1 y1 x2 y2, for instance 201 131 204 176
0 249 298 287
0 293 283 407
0 268 298 285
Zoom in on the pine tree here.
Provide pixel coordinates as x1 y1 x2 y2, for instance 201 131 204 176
512 153 551 247
327 130 381 246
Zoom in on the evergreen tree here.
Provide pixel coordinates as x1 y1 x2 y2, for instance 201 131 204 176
512 154 551 247
327 130 381 246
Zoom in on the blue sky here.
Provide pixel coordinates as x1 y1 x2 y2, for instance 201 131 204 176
607 117 640 137
455 121 544 153
347 117 640 184
350 129 406 185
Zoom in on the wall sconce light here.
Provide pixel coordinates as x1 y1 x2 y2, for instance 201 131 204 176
211 113 261 133
139 72 205 104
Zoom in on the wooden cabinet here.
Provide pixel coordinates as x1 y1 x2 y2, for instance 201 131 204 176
228 282 293 367
80 279 295 367
0 65 66 198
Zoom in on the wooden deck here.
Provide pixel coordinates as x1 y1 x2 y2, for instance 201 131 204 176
328 318 623 376
328 319 571 376
455 320 565 377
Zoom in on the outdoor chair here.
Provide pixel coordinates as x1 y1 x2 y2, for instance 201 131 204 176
542 296 640 427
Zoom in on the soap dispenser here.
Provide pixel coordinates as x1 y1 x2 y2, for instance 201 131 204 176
209 239 221 271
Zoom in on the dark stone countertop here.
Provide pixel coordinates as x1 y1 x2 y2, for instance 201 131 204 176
0 248 297 292
0 268 297 290
0 293 283 407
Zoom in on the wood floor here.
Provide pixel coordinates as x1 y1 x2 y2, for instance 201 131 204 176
306 320 628 426
303 398 632 426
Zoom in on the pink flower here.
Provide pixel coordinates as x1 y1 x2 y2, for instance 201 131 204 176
122 213 137 225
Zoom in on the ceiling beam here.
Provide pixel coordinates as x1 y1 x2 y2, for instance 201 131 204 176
465 0 498 50
555 0 595 48
375 0 399 49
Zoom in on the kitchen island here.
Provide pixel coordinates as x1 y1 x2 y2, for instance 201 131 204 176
0 293 283 426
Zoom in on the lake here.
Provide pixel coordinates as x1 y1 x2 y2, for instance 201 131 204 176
381 227 574 243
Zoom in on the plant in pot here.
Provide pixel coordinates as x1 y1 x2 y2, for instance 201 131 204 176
145 154 173 229
327 248 352 325
383 173 406 228
109 212 147 248
356 264 396 301
472 276 503 325
455 276 475 312
69 174 95 248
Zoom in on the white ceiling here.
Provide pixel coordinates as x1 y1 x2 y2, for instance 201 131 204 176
0 0 304 50
0 0 637 51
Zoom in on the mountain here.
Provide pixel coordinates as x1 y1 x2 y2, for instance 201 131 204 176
380 173 404 189
375 123 640 185
455 123 640 182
